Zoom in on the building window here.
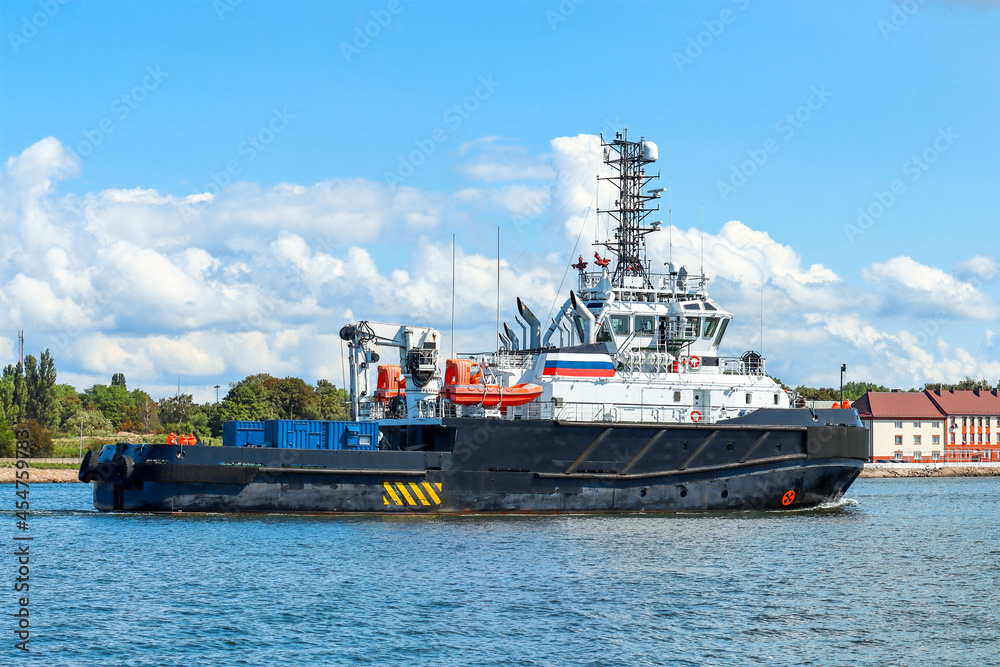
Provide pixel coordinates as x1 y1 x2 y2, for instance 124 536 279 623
932 451 940 461
894 451 903 460
932 435 940 445
914 436 922 445
894 436 902 445
894 421 902 428
913 451 922 460
951 433 955 443
933 421 941 429
951 418 957 428
978 434 983 443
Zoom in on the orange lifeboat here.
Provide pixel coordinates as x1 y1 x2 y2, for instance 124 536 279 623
442 383 544 408
441 358 543 408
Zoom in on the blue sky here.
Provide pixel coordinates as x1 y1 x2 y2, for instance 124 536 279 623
2 0 999 401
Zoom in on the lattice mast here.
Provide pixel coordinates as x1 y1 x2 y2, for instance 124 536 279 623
597 129 660 288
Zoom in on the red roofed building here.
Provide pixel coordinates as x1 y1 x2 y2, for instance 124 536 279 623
924 388 1000 463
853 389 1000 462
852 391 946 462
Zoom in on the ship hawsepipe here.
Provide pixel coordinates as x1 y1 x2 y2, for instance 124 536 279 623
81 409 866 513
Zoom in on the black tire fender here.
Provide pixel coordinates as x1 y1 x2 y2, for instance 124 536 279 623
116 455 135 484
78 449 100 482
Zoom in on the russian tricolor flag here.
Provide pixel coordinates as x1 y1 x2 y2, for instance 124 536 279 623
542 354 616 378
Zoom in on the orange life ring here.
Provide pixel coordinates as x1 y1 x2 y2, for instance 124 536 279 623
781 490 796 506
691 410 702 423
688 355 701 369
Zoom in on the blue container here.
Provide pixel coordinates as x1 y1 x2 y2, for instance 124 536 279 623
262 420 378 450
223 420 266 447
333 421 377 450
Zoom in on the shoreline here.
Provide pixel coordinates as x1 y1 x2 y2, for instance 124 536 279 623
3 461 1000 483
859 463 1000 478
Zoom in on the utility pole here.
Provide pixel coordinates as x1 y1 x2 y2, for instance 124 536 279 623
840 364 847 402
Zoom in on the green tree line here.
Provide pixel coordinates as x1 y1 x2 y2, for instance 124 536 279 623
0 348 348 457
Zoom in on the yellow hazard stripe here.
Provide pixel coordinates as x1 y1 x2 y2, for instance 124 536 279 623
383 482 403 505
395 482 417 506
409 482 431 506
421 482 441 504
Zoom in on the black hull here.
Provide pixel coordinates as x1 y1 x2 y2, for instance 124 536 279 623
86 412 867 513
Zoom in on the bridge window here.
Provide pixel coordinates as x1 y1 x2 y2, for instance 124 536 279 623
596 321 612 343
634 315 654 335
610 315 630 335
713 319 729 346
704 317 719 338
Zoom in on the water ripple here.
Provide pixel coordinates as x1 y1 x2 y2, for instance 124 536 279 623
5 478 999 665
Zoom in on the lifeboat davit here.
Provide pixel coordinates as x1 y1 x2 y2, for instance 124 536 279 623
441 358 543 408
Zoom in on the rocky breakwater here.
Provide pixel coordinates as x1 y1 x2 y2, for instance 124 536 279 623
861 463 1000 478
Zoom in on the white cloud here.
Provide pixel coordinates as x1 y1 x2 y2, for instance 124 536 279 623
2 136 999 401
863 255 998 319
951 254 998 283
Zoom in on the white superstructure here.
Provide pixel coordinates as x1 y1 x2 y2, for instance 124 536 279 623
345 129 791 425
460 129 790 425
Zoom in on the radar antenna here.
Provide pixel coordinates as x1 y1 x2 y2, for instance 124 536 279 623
597 129 661 288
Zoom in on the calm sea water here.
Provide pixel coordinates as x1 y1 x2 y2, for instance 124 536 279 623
5 478 999 666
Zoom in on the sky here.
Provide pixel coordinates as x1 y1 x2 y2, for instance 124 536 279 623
1 0 999 403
